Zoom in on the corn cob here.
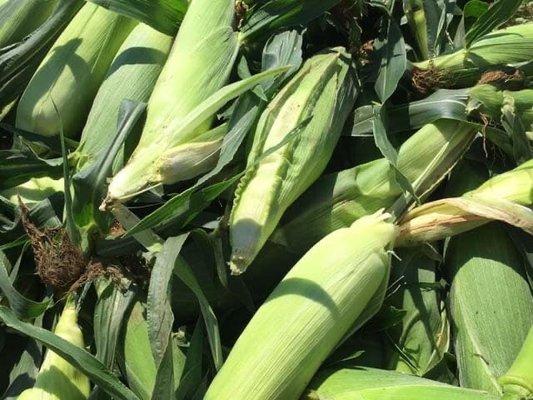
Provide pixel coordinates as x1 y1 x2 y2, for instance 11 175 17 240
398 159 533 246
18 299 90 400
104 0 239 204
446 223 533 394
205 212 397 400
413 23 533 72
228 47 356 274
74 23 174 171
303 367 500 400
499 327 533 399
0 0 58 49
273 119 476 254
2 177 63 204
385 248 449 376
467 84 533 128
16 3 137 138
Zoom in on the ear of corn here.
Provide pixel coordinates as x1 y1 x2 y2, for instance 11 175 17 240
0 0 58 49
303 367 501 400
16 3 137 138
386 248 449 376
2 177 63 205
446 223 533 394
17 299 90 400
205 212 397 400
74 22 173 172
104 0 239 203
467 84 533 127
499 326 533 399
398 159 533 246
413 23 533 72
273 119 476 254
229 47 357 274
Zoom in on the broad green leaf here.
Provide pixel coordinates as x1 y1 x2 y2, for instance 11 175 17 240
147 235 188 367
73 100 147 233
0 250 50 319
240 0 342 42
374 18 406 103
94 279 135 368
174 258 223 370
465 0 522 46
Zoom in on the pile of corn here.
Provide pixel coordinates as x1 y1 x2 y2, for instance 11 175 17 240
0 0 531 399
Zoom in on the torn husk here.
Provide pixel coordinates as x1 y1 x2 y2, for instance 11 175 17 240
397 159 533 246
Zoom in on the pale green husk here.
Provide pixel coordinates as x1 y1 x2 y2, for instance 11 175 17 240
105 0 238 203
17 301 90 400
414 23 533 71
447 224 533 395
499 327 533 399
75 22 173 171
2 177 63 204
397 159 533 245
273 119 476 254
303 367 500 400
386 248 449 376
0 0 58 49
229 47 356 274
205 212 397 400
16 3 137 138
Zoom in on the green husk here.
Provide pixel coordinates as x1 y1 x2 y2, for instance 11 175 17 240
0 0 59 49
385 248 449 377
104 0 239 203
16 3 137 138
205 212 397 400
17 300 90 400
273 119 477 254
414 23 533 72
2 177 64 204
119 302 156 400
229 47 357 274
74 22 173 171
467 84 533 127
303 367 500 400
446 223 533 394
499 327 533 399
397 159 533 245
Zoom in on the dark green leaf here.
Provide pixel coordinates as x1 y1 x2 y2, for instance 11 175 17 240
240 0 341 41
0 250 49 319
374 18 406 103
465 0 522 46
147 235 188 367
175 321 204 400
94 279 135 368
73 100 147 233
0 150 62 191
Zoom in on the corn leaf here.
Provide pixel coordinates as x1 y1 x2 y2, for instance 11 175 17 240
240 0 342 41
374 17 406 103
465 0 522 46
0 250 50 319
